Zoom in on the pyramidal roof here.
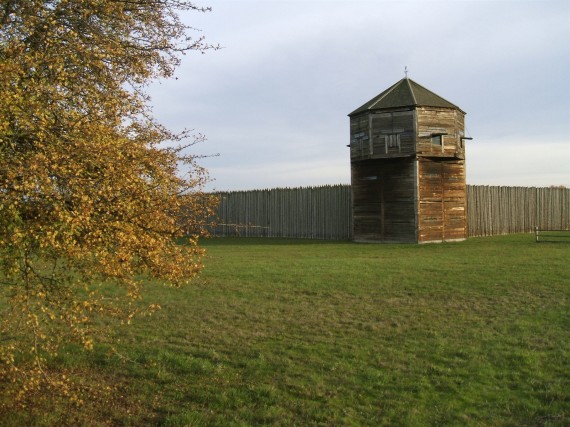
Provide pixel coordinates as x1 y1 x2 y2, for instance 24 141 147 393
349 78 464 116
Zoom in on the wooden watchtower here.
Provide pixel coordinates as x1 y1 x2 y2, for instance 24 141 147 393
349 77 469 243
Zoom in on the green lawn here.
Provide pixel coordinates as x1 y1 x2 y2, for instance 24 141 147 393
3 234 570 426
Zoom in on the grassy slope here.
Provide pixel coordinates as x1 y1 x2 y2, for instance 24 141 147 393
5 235 570 425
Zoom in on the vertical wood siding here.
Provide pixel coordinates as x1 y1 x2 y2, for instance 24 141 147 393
466 186 570 236
212 185 353 239
211 185 569 240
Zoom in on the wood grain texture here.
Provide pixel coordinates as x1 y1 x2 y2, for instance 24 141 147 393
211 186 569 241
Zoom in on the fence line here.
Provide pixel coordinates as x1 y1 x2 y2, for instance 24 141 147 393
466 186 570 236
212 185 352 239
211 185 569 240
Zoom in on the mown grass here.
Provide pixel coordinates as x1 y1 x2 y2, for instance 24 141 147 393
3 234 569 425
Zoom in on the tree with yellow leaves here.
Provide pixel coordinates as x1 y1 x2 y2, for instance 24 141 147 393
0 0 217 407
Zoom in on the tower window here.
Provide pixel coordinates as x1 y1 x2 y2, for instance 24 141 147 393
431 135 442 146
386 134 400 148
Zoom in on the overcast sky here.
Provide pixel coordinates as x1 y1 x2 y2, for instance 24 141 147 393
149 0 570 191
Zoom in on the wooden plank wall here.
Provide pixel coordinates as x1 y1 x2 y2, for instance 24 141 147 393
350 110 415 161
416 107 465 158
369 111 415 157
212 185 353 239
417 159 467 242
352 158 416 242
211 185 569 240
466 186 570 236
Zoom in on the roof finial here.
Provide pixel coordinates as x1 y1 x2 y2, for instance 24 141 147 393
404 66 409 78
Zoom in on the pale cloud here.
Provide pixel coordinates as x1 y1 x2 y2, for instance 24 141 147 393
149 0 570 191
467 140 570 187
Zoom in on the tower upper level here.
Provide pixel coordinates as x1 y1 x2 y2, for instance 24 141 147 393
348 78 467 161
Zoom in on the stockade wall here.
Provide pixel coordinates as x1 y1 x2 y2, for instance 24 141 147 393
466 185 569 236
213 185 352 239
211 185 569 240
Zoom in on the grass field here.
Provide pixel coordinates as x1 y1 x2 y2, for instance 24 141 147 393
3 234 570 426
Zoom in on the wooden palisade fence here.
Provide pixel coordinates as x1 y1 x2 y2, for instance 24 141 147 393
212 185 352 240
467 186 569 237
211 185 569 240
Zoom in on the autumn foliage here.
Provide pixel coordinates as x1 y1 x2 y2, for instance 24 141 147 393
0 0 217 407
